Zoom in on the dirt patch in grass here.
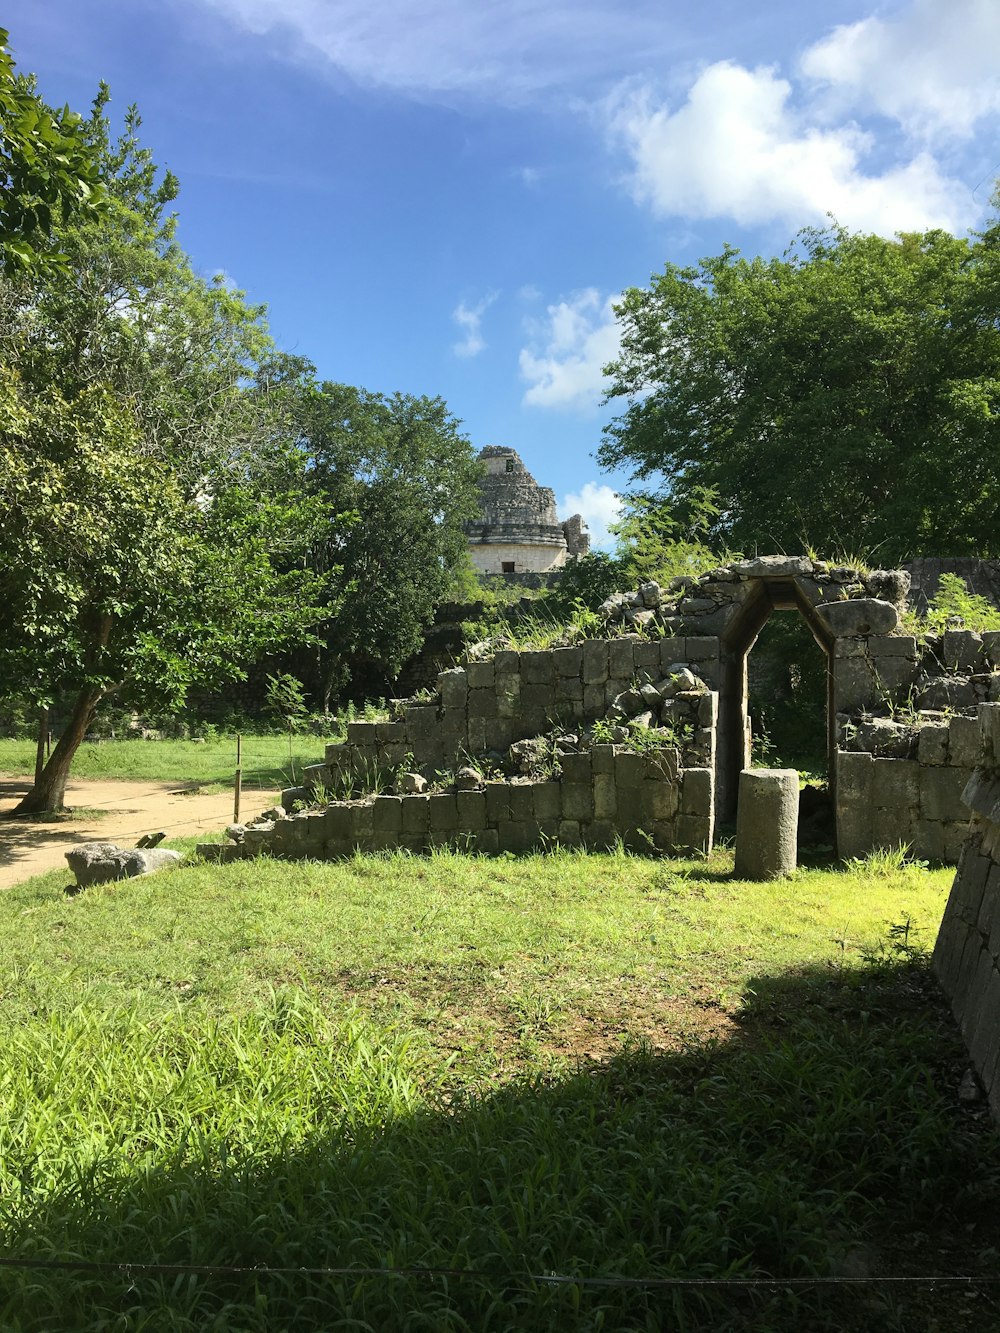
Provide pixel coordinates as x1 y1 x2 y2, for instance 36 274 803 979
0 774 280 889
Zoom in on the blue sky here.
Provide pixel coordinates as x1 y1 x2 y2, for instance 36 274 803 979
9 0 1000 547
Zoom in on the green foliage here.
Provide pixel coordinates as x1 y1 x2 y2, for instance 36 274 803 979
0 101 325 810
909 572 1000 637
611 487 726 586
601 219 1000 561
266 368 483 706
0 29 104 273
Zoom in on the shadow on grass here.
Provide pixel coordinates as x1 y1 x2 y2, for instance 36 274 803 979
2 958 1000 1332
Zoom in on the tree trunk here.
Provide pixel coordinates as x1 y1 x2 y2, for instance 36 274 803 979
34 707 49 787
11 688 102 815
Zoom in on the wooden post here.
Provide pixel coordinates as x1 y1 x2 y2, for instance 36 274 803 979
34 707 49 787
234 733 242 824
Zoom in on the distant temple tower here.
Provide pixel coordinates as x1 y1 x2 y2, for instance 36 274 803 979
465 446 590 576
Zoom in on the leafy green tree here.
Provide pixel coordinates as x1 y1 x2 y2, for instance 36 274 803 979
272 372 483 709
0 99 324 813
0 28 104 272
600 217 1000 563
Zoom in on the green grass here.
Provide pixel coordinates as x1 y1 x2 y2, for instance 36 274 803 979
0 734 320 789
1 847 998 1330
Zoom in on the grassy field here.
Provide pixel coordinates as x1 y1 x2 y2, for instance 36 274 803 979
1 845 998 1330
0 734 321 789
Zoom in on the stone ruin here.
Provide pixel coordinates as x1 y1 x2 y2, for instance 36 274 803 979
199 554 1000 868
464 446 590 576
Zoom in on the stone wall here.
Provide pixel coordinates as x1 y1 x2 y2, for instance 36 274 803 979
201 746 714 863
199 632 719 864
932 703 1000 1115
465 447 589 575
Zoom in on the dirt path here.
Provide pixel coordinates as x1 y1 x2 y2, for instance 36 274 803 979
0 775 280 889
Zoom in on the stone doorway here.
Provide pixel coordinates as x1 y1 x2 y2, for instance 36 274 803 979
715 577 835 827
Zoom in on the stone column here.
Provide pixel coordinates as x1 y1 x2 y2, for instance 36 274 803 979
734 768 799 880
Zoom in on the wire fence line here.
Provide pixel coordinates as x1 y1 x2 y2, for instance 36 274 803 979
0 1255 998 1289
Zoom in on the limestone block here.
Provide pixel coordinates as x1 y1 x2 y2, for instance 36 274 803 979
405 706 439 741
836 750 874 859
833 657 880 713
468 688 500 721
732 555 813 578
325 742 350 767
988 866 1000 960
912 819 945 862
562 783 595 821
614 751 645 788
584 820 617 850
493 650 519 675
467 660 495 689
593 774 618 820
818 599 898 637
372 796 403 833
681 768 713 816
634 642 661 676
875 636 919 658
498 821 537 853
324 805 353 840
519 650 555 684
476 828 500 855
982 632 1000 669
560 752 592 785
675 814 713 853
919 766 972 823
494 675 520 719
429 793 459 831
943 820 970 864
609 639 636 678
950 715 983 769
302 763 332 794
872 805 914 849
556 677 584 703
652 820 677 851
520 682 555 715
640 781 678 822
583 683 606 716
643 748 679 783
557 820 583 848
553 647 583 678
376 721 407 744
734 769 798 879
980 703 1000 768
943 630 985 672
509 785 535 821
196 843 233 862
917 723 950 766
485 718 515 752
436 670 469 711
65 841 185 888
683 636 720 662
467 717 487 753
346 721 379 745
871 759 920 809
457 790 487 830
590 744 615 774
581 641 610 685
972 855 997 936
485 783 512 822
834 638 866 658
918 677 977 710
401 796 431 833
532 781 562 822
872 654 920 693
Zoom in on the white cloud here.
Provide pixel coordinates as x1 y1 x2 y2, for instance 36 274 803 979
519 289 620 412
801 0 1000 141
192 0 684 103
606 61 973 235
452 292 497 359
561 481 622 551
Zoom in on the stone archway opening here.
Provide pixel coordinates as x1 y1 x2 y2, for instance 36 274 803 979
716 577 835 833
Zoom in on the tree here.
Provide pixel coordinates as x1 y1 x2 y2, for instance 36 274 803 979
0 28 104 272
600 218 1000 563
0 99 323 813
271 373 483 709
